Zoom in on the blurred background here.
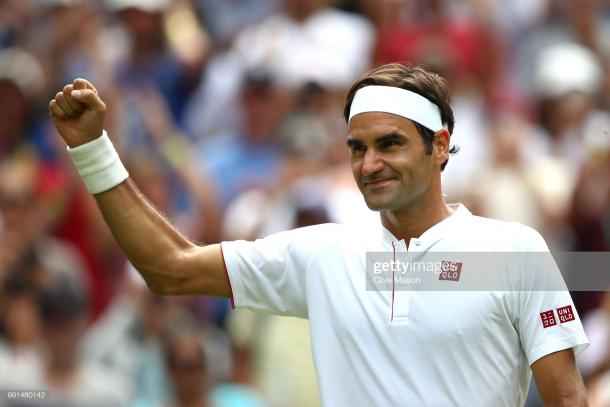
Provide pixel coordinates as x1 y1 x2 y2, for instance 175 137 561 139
0 0 609 405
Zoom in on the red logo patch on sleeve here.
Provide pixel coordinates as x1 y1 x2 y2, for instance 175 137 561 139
556 305 575 324
540 310 556 328
438 261 462 281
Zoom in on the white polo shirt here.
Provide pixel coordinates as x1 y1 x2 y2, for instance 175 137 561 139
221 204 589 406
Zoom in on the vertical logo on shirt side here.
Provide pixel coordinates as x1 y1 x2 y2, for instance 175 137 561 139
438 261 462 281
556 305 575 324
540 310 556 328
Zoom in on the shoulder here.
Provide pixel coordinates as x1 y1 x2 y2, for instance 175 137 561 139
223 223 351 263
261 223 350 249
459 214 548 250
224 223 353 271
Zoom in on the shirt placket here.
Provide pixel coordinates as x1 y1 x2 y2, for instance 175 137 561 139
389 239 411 326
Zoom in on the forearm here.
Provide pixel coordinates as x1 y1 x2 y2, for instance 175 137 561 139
95 178 198 294
49 79 229 297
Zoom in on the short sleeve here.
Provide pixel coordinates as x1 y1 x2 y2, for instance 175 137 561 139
515 226 589 366
221 224 338 318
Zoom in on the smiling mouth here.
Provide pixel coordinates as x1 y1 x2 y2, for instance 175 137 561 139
364 179 396 188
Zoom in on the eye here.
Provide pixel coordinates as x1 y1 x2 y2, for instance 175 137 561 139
348 144 366 154
380 140 400 149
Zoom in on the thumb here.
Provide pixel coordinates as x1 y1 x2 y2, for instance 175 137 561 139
70 88 106 113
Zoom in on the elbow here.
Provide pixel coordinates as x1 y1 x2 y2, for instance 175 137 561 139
137 249 198 296
144 278 185 296
133 259 179 296
140 268 188 296
144 277 169 296
137 267 170 295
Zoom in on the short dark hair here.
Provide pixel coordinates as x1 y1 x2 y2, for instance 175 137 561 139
344 63 458 171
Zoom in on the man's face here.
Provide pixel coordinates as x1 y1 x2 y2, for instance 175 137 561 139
347 112 439 211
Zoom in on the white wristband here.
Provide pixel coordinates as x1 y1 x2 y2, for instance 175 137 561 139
67 131 129 194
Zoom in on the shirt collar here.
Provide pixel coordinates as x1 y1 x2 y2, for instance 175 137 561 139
379 203 471 247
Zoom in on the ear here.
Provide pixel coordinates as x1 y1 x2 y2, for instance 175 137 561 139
432 128 450 167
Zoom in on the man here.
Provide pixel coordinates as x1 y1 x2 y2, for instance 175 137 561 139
49 63 589 406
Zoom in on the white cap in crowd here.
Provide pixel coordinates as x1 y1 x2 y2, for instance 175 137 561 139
534 42 604 99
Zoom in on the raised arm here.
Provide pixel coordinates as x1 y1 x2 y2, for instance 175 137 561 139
49 78 230 297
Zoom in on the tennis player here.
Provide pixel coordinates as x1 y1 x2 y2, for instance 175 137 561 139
50 63 589 406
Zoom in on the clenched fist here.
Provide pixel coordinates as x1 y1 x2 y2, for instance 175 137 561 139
49 78 106 148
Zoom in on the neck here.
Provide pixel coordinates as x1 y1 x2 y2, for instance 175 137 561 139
380 193 453 242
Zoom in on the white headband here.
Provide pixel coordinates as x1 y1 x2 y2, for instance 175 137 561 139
348 86 444 132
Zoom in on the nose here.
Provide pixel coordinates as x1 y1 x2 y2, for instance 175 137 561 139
361 149 384 177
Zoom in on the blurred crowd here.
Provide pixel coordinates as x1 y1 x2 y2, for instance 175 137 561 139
0 0 609 405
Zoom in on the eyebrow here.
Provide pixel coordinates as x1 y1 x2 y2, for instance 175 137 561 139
346 138 363 148
375 132 406 145
346 131 406 148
